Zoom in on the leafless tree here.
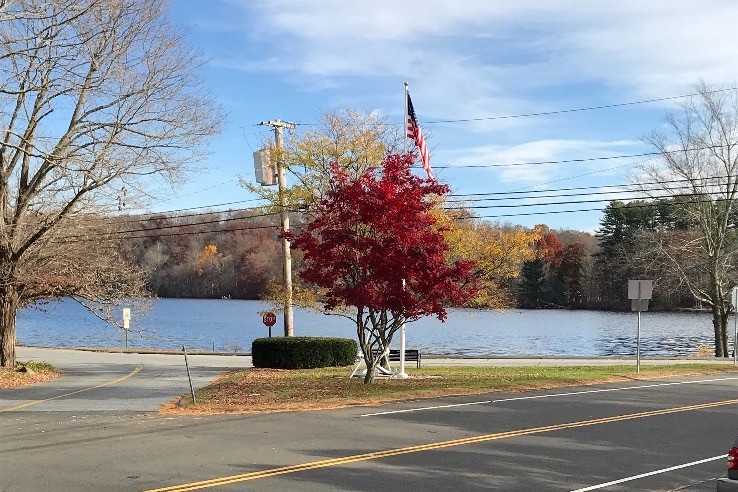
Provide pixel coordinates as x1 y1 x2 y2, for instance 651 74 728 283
640 81 738 357
0 0 221 366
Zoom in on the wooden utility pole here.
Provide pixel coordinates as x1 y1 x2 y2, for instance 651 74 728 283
259 119 296 337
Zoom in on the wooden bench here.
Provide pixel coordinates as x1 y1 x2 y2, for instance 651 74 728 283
371 349 422 368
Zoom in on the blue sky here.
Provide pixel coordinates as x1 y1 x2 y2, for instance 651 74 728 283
153 0 738 232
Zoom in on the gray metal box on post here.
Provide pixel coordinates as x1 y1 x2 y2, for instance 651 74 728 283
627 279 653 374
253 148 277 186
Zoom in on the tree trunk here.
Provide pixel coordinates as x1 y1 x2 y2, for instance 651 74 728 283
719 310 729 357
712 303 729 357
0 288 19 367
363 364 375 384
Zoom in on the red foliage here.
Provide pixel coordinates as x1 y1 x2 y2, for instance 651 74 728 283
287 153 475 322
536 230 565 266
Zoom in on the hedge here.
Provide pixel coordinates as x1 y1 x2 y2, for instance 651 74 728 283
251 337 358 369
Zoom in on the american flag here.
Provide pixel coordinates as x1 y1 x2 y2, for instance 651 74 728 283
406 93 434 180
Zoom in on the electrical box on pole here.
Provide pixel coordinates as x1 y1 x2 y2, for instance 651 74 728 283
258 119 296 337
253 148 277 186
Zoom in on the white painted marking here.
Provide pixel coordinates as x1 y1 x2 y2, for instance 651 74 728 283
570 455 726 491
360 376 738 417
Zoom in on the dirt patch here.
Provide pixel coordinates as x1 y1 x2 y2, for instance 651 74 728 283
0 366 60 389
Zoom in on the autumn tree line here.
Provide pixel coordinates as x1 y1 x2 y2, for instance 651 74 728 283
118 196 701 313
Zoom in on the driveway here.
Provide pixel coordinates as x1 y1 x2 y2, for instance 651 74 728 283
3 346 251 412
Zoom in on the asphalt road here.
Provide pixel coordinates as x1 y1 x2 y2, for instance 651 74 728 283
1 347 737 491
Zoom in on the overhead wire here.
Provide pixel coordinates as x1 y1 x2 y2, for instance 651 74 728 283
58 209 295 241
63 222 285 243
289 87 736 127
423 88 736 124
426 142 734 170
456 193 736 221
446 174 738 202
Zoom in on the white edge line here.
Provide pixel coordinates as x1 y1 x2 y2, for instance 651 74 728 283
360 377 738 417
570 454 727 491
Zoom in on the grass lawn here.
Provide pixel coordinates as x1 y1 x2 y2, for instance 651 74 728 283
163 364 738 415
0 361 59 389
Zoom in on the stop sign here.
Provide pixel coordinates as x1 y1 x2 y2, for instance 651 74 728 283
262 312 277 327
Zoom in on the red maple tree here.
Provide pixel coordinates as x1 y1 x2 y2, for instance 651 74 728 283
535 226 565 266
288 153 475 383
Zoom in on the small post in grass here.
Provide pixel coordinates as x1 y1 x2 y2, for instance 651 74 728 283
182 345 196 404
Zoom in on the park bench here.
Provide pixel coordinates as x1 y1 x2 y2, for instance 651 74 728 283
371 349 422 368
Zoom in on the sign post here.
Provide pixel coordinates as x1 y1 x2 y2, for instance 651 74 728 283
262 311 277 338
730 287 738 366
122 307 131 349
628 280 653 373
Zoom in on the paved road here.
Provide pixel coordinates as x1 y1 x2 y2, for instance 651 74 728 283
4 347 250 411
1 347 736 491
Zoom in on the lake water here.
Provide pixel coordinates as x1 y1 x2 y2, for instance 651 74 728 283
15 298 726 357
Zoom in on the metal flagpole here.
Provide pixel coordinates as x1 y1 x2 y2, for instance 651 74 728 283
403 82 408 153
397 82 409 379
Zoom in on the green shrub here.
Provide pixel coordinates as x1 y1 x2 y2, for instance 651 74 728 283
251 337 358 369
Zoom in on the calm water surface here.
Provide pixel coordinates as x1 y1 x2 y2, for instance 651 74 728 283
16 298 723 357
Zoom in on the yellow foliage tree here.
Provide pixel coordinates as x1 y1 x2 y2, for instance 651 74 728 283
436 207 539 308
196 244 218 276
244 108 402 215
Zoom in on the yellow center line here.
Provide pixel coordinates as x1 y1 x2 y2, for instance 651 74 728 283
145 397 738 492
0 365 142 412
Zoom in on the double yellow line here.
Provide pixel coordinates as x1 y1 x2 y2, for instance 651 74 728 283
147 397 738 491
0 366 142 413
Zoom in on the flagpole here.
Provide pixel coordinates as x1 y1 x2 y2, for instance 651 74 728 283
403 81 408 154
398 81 409 379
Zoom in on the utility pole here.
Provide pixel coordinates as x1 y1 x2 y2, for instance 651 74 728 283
259 119 296 337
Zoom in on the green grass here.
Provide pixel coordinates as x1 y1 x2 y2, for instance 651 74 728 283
172 363 738 413
22 361 54 371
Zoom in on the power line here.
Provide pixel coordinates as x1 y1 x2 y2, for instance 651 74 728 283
58 210 294 241
140 198 268 215
461 194 735 221
289 88 736 127
422 142 735 170
106 203 271 226
446 174 738 202
63 222 285 243
424 88 736 124
446 192 704 210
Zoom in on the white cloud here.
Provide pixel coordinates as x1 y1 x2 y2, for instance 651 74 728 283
444 139 638 185
225 0 738 103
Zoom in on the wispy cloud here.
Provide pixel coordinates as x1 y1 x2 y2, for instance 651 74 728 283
225 1 738 104
444 139 638 185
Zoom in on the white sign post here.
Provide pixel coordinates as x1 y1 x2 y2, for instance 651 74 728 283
123 307 131 349
730 287 738 366
628 280 653 373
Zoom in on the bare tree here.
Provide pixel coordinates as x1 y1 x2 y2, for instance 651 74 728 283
0 0 221 366
641 82 738 357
